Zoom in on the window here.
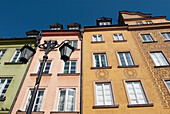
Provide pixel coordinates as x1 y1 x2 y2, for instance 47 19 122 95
113 34 124 41
51 28 61 30
140 34 154 42
92 35 103 42
69 27 79 30
95 82 114 105
0 50 6 60
99 22 111 26
0 78 12 98
118 52 134 66
57 89 75 112
63 61 76 74
161 33 170 41
25 90 44 112
69 41 78 49
165 80 170 91
136 22 143 25
38 61 52 74
146 21 153 24
150 52 169 66
125 81 148 104
93 54 107 67
11 50 21 62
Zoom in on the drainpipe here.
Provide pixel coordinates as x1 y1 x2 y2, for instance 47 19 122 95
9 32 42 114
80 28 84 114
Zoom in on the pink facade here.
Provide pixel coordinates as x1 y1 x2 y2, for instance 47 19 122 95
12 30 81 114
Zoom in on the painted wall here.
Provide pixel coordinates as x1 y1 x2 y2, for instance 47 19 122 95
12 31 81 114
83 23 170 114
0 38 36 114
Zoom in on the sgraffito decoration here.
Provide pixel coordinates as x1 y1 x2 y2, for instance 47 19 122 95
96 69 109 80
132 30 170 109
124 68 137 78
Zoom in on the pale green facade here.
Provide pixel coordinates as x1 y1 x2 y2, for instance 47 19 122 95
0 38 36 114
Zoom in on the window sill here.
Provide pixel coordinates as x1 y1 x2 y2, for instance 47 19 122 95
16 111 45 114
4 62 23 65
113 40 127 42
142 41 158 43
57 73 80 76
91 66 112 69
118 65 139 68
91 41 105 43
164 40 170 42
30 73 52 76
154 65 170 68
0 96 6 101
128 103 154 107
50 111 79 114
93 104 119 109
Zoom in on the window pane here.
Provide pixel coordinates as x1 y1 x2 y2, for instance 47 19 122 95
126 81 147 104
58 89 66 111
0 50 5 60
125 53 134 66
66 89 75 111
11 50 21 62
150 52 169 66
141 34 153 42
94 55 100 67
64 61 76 73
96 83 113 105
118 53 126 66
165 80 170 90
0 78 12 98
44 61 51 74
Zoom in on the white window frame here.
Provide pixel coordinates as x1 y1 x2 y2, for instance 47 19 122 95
0 50 6 60
37 61 52 74
57 88 75 112
140 34 154 42
125 81 148 104
95 82 114 105
69 27 79 30
136 22 143 25
10 50 21 62
93 53 108 67
63 61 77 74
0 78 12 98
24 90 44 112
99 22 111 26
113 34 124 41
161 32 170 41
69 41 78 49
92 35 103 42
117 52 134 66
150 52 169 66
146 21 153 24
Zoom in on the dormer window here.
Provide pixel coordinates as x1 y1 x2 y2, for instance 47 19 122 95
50 23 63 30
99 22 111 26
67 22 81 30
96 17 112 26
51 28 61 30
26 29 40 38
136 22 143 25
69 27 79 30
146 21 153 24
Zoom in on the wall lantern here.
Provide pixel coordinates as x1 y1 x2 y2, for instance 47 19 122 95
19 45 36 64
59 43 75 62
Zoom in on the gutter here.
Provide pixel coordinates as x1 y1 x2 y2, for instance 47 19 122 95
80 28 84 114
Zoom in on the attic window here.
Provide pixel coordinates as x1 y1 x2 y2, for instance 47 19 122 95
69 27 79 30
136 22 143 25
51 28 61 30
146 21 153 24
99 22 111 26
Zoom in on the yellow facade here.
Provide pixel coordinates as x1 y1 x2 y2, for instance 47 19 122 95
83 11 170 114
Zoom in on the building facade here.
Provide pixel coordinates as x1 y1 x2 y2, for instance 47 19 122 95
0 37 36 114
83 11 170 114
12 23 82 114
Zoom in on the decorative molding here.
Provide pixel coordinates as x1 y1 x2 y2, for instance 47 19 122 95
124 68 137 78
95 69 109 80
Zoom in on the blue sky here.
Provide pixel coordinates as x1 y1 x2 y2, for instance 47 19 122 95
0 0 170 37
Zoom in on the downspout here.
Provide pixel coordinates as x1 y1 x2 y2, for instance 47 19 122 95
9 32 42 114
80 28 84 114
